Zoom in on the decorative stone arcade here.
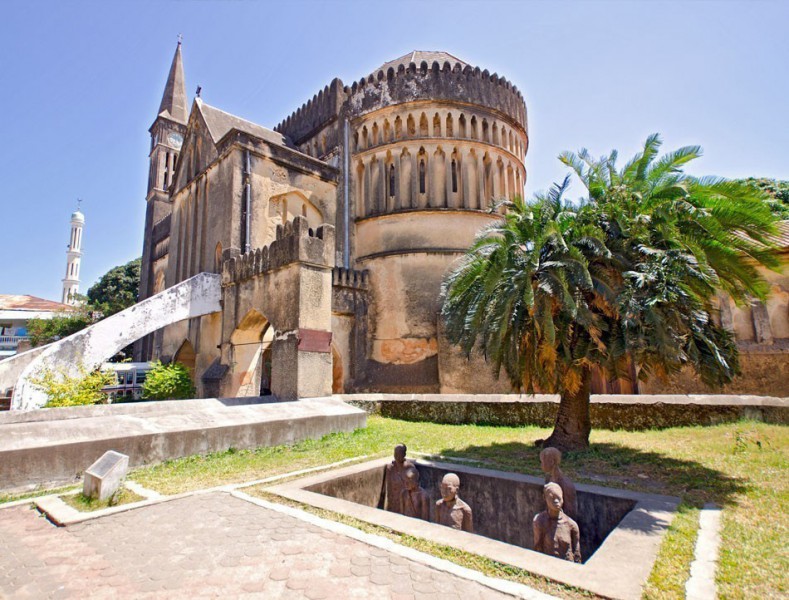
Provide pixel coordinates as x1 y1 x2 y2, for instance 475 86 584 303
216 216 335 400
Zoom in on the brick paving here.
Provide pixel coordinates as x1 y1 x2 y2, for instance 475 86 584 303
0 492 514 599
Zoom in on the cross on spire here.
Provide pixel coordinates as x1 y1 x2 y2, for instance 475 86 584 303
177 33 183 45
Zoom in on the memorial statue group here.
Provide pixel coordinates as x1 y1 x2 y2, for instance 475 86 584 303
382 443 582 563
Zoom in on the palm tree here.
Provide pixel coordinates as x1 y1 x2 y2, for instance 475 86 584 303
442 135 779 450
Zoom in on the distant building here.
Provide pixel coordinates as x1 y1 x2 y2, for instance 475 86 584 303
0 295 72 357
62 207 85 305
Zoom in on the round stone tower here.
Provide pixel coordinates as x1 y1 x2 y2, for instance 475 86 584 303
276 51 528 392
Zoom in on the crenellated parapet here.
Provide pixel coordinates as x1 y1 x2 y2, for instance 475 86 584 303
332 266 369 290
222 216 335 286
274 78 346 146
273 53 527 154
347 59 526 129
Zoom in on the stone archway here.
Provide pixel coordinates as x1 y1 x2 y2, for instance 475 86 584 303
173 340 196 379
331 345 343 394
218 217 335 400
229 309 274 397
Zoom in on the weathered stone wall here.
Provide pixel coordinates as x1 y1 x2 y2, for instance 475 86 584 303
160 130 340 395
331 267 370 393
341 394 788 430
641 348 789 397
216 218 336 400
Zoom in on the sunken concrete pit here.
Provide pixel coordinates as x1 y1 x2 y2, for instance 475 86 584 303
267 457 679 600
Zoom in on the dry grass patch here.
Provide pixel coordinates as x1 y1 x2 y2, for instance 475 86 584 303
60 486 145 512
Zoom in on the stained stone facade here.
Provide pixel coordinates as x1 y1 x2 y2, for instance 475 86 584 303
136 45 529 397
136 44 789 399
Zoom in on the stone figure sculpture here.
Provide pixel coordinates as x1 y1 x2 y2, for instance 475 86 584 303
434 473 473 532
384 443 416 514
400 467 430 521
539 447 578 521
533 482 582 563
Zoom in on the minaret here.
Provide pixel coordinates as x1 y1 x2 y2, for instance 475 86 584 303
136 38 189 360
62 204 85 305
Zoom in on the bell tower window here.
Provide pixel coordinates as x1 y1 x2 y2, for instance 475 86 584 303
451 160 458 193
419 160 426 194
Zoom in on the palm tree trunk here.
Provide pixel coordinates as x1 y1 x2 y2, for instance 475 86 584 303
541 368 592 451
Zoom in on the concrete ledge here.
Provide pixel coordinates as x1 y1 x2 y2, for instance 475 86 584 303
267 458 679 600
339 393 788 429
0 397 366 492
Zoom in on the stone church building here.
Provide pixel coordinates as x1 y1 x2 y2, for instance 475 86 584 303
136 43 789 399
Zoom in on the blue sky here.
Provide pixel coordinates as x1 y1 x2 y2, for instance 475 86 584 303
1 0 787 301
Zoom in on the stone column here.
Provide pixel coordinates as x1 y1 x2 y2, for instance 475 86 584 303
718 294 734 332
751 300 774 344
268 220 335 399
393 153 402 211
477 152 486 210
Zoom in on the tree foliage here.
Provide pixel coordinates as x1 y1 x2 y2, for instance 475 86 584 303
26 307 94 347
442 134 780 450
31 366 115 408
87 257 141 317
141 361 195 400
735 178 789 218
26 258 141 349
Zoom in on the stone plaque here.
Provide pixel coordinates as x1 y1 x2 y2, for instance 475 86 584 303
83 450 129 501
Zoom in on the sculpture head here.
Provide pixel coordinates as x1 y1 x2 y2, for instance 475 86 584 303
440 473 460 502
543 482 564 517
394 443 407 465
404 467 420 491
539 447 562 474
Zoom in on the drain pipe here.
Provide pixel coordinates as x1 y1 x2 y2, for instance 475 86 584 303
243 149 251 254
342 118 350 269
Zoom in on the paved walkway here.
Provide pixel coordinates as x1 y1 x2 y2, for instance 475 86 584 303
0 492 514 599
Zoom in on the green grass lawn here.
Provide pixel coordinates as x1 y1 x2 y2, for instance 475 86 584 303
128 416 787 599
60 486 145 512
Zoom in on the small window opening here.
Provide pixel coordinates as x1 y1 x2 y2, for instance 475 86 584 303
389 165 396 198
451 160 458 193
419 160 426 194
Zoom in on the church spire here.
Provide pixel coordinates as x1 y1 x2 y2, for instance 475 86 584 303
157 38 187 124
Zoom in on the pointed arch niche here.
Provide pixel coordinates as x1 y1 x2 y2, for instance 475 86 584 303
229 309 275 397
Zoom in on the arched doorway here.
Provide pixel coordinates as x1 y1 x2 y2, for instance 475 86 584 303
331 345 343 394
229 309 273 397
174 340 196 379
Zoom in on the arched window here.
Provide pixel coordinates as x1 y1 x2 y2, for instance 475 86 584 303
388 164 396 198
419 114 429 137
451 160 458 193
419 160 426 194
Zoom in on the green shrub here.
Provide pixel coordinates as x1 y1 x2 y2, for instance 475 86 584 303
27 307 94 347
31 366 115 408
141 361 195 400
